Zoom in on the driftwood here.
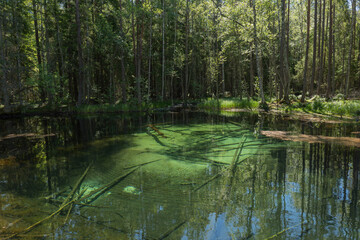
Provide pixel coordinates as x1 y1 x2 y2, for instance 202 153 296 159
261 131 360 148
147 124 167 138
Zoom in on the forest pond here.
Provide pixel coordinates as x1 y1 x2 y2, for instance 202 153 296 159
0 112 359 239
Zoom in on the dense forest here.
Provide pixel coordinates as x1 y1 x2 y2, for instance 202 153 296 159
0 0 360 112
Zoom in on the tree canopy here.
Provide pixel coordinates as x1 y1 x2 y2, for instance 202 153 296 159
0 0 359 111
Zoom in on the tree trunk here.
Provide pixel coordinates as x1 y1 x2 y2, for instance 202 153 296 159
75 0 85 105
147 0 153 102
326 0 333 99
252 0 266 105
317 0 326 95
249 52 254 97
184 0 189 107
119 0 127 103
136 0 143 105
301 0 311 102
345 0 356 98
280 0 290 103
161 0 165 100
310 0 317 96
0 6 10 112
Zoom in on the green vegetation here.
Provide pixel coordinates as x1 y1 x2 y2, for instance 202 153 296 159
198 98 259 111
1 0 360 114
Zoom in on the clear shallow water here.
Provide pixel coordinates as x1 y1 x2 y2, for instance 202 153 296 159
0 112 359 239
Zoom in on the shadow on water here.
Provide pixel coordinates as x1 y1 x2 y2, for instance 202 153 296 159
0 111 359 239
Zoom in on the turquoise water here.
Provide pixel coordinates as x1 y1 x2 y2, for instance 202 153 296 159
0 112 359 239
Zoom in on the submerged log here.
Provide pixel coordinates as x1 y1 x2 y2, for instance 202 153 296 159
147 124 167 138
157 221 186 240
261 131 360 148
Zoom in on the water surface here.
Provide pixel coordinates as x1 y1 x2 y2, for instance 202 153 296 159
0 112 359 239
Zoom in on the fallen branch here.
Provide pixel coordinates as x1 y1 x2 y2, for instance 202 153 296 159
157 221 186 240
61 163 92 208
79 168 138 205
147 124 167 138
123 159 162 170
261 131 360 148
3 200 76 239
192 137 247 193
264 222 304 240
146 131 167 147
192 171 224 192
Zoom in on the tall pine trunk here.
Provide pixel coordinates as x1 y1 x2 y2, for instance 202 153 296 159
75 0 85 105
119 0 127 103
0 6 9 112
252 0 266 106
161 0 165 100
310 0 317 96
326 0 333 99
301 0 310 102
345 0 356 98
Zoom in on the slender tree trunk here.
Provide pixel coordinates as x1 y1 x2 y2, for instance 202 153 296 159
0 6 9 112
326 0 333 99
332 4 336 93
310 0 318 96
33 0 42 67
222 61 225 96
252 0 265 105
249 52 254 97
280 0 290 103
318 0 326 95
345 0 356 98
136 0 143 104
161 0 165 100
14 0 22 105
44 0 54 105
119 0 127 103
170 1 177 105
75 0 85 105
301 0 311 102
184 0 189 106
147 0 152 102
54 0 64 98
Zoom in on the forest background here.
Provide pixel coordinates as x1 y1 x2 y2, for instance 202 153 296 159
0 0 359 114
